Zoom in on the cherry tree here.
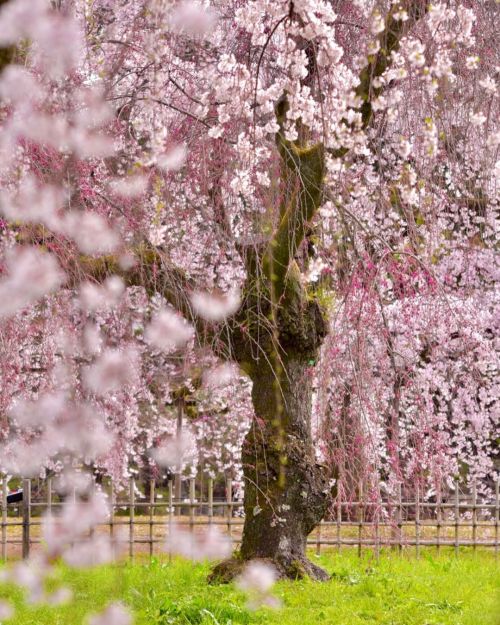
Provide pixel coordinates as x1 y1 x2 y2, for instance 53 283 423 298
0 0 498 587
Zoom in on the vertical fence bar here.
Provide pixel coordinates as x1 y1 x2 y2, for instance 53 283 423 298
226 477 233 541
168 478 173 563
358 481 363 558
415 485 420 559
316 522 321 556
129 477 135 560
189 478 196 538
472 479 477 554
22 478 31 559
1 478 7 562
149 479 155 558
336 481 341 553
374 501 380 563
397 482 403 555
436 485 442 555
454 480 459 557
495 479 499 562
208 477 213 526
109 480 114 540
89 479 96 546
47 477 52 518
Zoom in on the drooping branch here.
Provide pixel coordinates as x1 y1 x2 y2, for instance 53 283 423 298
355 1 429 128
262 2 429 298
75 243 196 324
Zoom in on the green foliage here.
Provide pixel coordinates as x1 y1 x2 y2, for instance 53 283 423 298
1 551 498 625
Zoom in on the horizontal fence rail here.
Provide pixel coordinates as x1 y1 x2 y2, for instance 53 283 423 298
1 476 498 561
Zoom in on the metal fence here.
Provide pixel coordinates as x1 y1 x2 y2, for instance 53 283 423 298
1 476 499 561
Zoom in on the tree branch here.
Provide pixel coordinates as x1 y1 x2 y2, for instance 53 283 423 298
355 1 428 128
263 2 428 297
75 243 197 324
263 94 324 297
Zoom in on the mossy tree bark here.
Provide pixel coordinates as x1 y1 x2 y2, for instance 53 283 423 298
210 289 334 581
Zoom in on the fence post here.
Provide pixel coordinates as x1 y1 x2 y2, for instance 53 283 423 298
415 484 420 559
109 480 114 540
472 479 477 554
168 477 173 563
149 479 155 557
397 482 403 555
495 479 499 562
436 483 442 555
454 480 459 557
336 478 341 553
208 477 213 526
226 477 233 540
189 478 196 541
22 478 31 559
129 477 135 560
1 478 7 562
47 477 52 518
358 480 363 558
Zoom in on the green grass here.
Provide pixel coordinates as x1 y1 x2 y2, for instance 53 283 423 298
1 550 499 625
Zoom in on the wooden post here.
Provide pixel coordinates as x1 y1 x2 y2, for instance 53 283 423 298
1 478 7 562
208 477 213 526
168 477 173 563
495 479 499 562
472 479 477 554
22 478 31 559
149 479 155 557
109 480 114 540
129 477 135 560
436 484 442 555
336 479 341 553
415 485 420 559
454 480 460 557
47 477 52 517
189 477 196 540
358 480 363 558
397 482 403 555
226 477 233 540
89 479 96 544
174 398 184 515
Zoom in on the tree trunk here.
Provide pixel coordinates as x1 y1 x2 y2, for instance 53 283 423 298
210 286 333 582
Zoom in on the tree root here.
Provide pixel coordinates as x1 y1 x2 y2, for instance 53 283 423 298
208 553 330 584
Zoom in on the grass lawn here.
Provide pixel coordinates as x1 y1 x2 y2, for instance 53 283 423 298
1 550 498 625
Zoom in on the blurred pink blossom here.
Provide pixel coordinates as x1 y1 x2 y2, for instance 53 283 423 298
203 363 238 388
0 247 65 317
144 308 194 351
83 348 139 395
164 524 232 561
190 289 240 321
151 430 197 470
169 1 216 38
64 211 119 255
79 276 125 312
0 600 14 620
236 561 281 610
156 144 187 171
88 602 133 625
